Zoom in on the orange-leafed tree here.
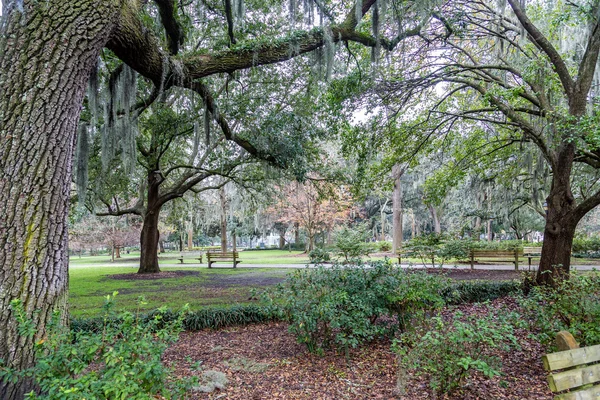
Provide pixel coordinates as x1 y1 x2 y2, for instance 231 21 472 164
270 181 355 252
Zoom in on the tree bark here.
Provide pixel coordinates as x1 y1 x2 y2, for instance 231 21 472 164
0 1 118 397
429 206 441 234
536 144 578 286
220 187 227 251
138 170 163 274
392 165 404 253
187 228 194 250
279 233 286 249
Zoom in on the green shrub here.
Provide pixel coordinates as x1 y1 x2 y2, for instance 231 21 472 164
404 234 472 267
308 247 331 263
376 241 392 252
261 261 450 353
1 294 194 399
443 280 522 304
394 308 519 396
334 224 372 262
519 272 600 347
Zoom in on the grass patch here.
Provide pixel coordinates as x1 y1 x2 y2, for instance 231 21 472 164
69 266 290 317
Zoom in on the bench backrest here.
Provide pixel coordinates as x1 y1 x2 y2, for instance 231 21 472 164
544 343 600 398
523 246 542 255
207 251 239 258
470 249 522 257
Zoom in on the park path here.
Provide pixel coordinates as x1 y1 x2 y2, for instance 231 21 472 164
76 260 600 271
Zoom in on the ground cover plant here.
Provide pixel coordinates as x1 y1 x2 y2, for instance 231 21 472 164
520 271 600 348
1 296 194 400
395 307 521 396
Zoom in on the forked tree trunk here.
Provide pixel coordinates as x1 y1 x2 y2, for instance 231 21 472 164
0 2 118 397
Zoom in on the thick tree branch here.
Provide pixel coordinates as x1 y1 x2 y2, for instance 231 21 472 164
153 0 184 54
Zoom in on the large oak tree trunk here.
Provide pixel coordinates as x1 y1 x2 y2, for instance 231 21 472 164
138 171 163 274
139 210 162 273
537 145 578 286
0 1 117 397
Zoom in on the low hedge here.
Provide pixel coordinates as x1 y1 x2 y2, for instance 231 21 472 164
443 280 522 304
71 304 279 333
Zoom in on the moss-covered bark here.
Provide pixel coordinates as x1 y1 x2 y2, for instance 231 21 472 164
0 1 118 397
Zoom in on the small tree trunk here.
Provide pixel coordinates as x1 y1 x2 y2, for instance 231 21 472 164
187 228 193 251
392 165 404 253
220 187 227 252
429 206 441 234
474 216 482 240
115 246 121 259
380 198 389 241
232 231 237 252
279 234 285 249
159 240 165 253
307 234 315 252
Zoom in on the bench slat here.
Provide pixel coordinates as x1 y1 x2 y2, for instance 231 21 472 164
544 345 600 371
553 384 600 400
549 364 600 392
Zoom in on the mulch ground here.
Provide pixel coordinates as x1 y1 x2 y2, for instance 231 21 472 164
164 296 553 399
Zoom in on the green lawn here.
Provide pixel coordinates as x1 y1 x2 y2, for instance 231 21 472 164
69 249 312 266
68 266 291 317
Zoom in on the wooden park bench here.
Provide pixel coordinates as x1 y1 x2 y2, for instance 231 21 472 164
469 249 522 270
543 331 600 400
176 254 203 264
523 246 542 270
207 251 240 268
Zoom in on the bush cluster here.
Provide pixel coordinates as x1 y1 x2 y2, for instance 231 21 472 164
572 235 600 258
520 272 600 347
1 295 194 399
262 261 451 353
395 308 520 396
